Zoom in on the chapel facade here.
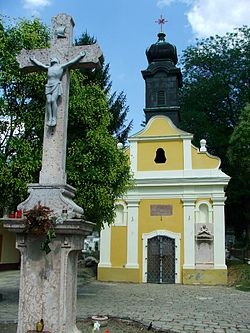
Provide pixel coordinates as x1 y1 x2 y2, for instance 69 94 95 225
98 30 230 284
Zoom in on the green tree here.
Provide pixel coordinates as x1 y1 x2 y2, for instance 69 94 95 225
0 16 131 228
228 103 250 178
67 71 131 228
75 32 133 144
179 26 250 237
180 26 250 166
0 16 49 211
226 103 250 237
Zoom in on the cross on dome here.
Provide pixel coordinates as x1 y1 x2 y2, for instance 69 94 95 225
155 14 168 32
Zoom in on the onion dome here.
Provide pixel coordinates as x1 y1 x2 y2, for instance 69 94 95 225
146 32 178 65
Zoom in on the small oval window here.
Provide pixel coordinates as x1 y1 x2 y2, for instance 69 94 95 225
154 148 167 163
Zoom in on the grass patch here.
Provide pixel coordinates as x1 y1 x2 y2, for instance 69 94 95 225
235 282 250 292
227 260 250 291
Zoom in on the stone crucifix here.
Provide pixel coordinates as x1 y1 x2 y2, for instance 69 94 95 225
4 13 99 333
17 13 103 186
29 51 86 128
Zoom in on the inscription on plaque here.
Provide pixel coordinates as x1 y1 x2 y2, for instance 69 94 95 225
150 204 173 216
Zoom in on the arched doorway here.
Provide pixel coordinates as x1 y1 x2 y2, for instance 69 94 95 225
147 235 175 283
142 230 181 283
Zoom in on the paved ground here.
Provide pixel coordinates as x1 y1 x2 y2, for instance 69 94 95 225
0 270 250 333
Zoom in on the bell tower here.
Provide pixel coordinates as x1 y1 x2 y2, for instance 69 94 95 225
142 19 182 126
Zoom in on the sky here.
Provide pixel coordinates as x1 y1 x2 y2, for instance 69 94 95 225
1 0 249 134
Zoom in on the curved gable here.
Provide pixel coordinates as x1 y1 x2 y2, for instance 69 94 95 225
191 145 221 169
131 116 192 139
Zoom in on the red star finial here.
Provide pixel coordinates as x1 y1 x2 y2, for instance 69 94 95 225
155 15 168 32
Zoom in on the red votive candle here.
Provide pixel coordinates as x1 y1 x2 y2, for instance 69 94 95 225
16 210 22 218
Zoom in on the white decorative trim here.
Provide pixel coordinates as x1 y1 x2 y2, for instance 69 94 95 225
183 138 192 170
130 141 137 173
125 264 139 269
142 230 181 283
125 200 139 269
214 265 227 269
123 184 227 203
98 263 112 268
99 225 111 268
128 115 193 141
182 198 195 269
135 170 230 180
212 197 227 267
129 135 193 141
212 196 227 206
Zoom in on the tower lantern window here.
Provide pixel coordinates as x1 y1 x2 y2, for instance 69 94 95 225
157 90 166 106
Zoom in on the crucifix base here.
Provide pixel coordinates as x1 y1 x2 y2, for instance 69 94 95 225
3 219 94 333
18 183 83 218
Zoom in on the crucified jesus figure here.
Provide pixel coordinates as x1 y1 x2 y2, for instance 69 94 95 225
30 51 85 127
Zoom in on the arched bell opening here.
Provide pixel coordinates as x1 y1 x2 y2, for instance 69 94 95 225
154 148 167 163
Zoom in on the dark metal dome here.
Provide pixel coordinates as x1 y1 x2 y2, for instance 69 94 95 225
146 32 178 65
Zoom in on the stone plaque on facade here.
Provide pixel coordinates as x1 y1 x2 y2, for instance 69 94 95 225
150 204 173 216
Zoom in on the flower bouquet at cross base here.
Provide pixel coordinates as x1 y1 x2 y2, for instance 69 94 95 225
23 202 56 254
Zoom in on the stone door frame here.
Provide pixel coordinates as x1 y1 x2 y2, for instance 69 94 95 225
142 230 181 283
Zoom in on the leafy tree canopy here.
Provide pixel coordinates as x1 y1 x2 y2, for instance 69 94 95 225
75 31 133 144
226 103 250 236
180 26 250 168
0 16 131 229
0 16 49 210
67 72 131 227
227 103 250 178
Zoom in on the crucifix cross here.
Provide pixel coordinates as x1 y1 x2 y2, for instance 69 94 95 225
155 14 168 32
17 13 103 185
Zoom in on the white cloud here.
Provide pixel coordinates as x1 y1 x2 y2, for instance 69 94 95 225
157 0 176 7
157 0 250 37
187 0 250 37
157 0 192 7
22 0 52 15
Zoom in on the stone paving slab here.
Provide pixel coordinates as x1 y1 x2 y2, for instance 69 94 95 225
0 270 250 332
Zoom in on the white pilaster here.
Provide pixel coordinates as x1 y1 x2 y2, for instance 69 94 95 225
126 200 139 268
99 225 111 267
182 197 196 269
130 141 137 174
183 138 192 170
213 197 227 269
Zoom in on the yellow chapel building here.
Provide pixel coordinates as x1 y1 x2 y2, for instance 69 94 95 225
98 31 230 285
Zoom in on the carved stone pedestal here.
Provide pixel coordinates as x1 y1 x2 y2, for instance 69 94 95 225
3 219 94 333
17 183 84 219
